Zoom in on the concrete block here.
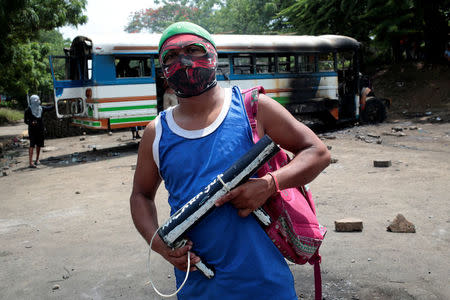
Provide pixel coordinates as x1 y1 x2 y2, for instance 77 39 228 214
335 218 363 232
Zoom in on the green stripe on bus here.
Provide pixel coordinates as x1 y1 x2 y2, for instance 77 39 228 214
73 119 101 127
272 96 290 105
110 116 156 124
98 105 156 112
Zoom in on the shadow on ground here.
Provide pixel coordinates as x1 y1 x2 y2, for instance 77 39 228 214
15 141 140 170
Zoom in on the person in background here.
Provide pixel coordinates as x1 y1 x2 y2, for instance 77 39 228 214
130 22 330 299
444 43 450 62
131 126 141 140
24 95 53 168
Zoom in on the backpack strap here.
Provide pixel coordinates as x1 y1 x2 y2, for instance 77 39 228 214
242 86 265 143
314 261 322 300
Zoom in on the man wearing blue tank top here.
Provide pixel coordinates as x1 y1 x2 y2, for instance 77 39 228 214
130 22 331 299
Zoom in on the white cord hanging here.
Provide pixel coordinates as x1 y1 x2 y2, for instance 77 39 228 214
146 228 191 298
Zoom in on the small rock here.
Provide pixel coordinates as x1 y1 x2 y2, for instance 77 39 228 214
52 284 60 290
75 191 80 194
387 214 416 233
108 131 113 136
43 146 57 152
391 126 403 132
373 160 391 168
330 158 338 164
382 131 406 137
168 275 171 279
80 137 85 141
62 274 69 280
351 259 356 263
368 258 372 261
322 134 336 140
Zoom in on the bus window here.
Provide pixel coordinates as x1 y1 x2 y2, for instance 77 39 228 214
277 55 296 73
154 57 161 69
233 54 253 75
87 58 92 80
255 55 275 74
337 51 353 70
298 55 315 72
115 57 152 78
217 55 230 77
318 52 334 72
51 56 70 81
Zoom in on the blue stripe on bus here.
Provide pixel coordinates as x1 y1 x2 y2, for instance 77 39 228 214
53 78 156 88
216 71 336 81
110 52 158 55
55 74 333 86
53 80 89 88
95 78 156 85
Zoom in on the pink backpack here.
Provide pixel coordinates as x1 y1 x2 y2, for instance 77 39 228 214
242 86 326 300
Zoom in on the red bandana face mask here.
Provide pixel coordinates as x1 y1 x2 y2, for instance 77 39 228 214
160 34 218 98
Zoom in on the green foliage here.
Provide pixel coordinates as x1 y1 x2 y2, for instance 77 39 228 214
0 108 23 125
124 0 296 34
281 0 449 63
280 0 370 42
0 0 87 106
125 3 199 33
213 0 294 34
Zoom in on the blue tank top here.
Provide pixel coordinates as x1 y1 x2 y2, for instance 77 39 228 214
153 86 297 299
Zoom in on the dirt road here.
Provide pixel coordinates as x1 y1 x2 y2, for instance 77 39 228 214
0 119 449 300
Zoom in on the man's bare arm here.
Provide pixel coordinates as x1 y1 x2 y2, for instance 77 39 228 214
257 93 331 189
216 94 330 216
130 121 199 271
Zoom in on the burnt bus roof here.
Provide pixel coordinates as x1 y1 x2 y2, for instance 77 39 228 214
72 33 360 55
213 34 360 53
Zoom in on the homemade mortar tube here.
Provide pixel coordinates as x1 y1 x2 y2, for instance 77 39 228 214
158 135 280 278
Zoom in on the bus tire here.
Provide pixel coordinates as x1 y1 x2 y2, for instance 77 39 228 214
361 98 387 124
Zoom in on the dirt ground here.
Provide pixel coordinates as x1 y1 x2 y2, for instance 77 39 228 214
1 115 449 300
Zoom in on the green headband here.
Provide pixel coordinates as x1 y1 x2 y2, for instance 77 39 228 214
158 22 216 52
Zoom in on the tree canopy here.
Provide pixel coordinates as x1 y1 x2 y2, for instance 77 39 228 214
126 0 449 63
124 0 296 34
0 0 87 106
280 0 449 62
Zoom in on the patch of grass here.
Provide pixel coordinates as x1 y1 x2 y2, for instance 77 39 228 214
0 108 23 125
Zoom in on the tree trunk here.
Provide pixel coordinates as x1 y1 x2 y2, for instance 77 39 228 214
421 0 448 63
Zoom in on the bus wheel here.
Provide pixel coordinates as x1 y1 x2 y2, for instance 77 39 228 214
361 98 387 124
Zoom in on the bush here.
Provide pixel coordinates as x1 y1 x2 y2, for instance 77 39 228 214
0 108 23 125
0 99 22 109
